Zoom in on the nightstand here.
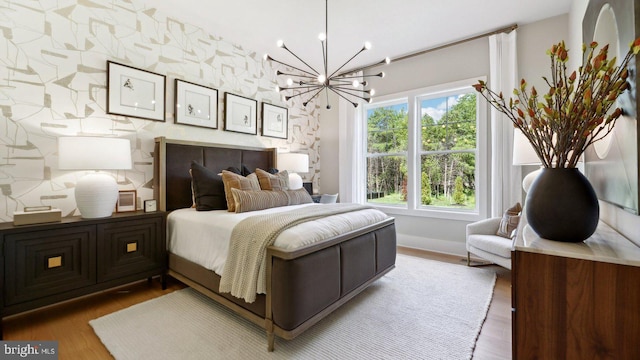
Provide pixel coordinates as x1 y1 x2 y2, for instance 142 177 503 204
0 211 167 338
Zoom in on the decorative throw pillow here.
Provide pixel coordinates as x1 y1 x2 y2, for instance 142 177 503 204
221 170 261 212
255 168 289 191
496 202 522 238
241 164 252 176
190 161 227 211
286 188 314 205
231 188 289 213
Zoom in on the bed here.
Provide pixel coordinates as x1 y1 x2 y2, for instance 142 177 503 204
153 137 396 351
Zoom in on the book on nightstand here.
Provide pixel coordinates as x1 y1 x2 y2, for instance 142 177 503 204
13 206 62 226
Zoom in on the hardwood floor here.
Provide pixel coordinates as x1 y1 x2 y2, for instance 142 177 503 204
3 250 511 359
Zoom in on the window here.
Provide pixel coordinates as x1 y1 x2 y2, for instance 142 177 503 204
364 78 486 218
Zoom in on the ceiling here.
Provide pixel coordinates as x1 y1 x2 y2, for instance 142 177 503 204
144 0 572 73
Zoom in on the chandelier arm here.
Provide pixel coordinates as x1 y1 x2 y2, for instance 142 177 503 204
327 86 362 107
303 87 325 106
282 46 321 75
280 84 326 91
330 86 372 99
333 58 390 79
277 71 317 79
268 56 318 77
331 85 371 94
328 47 366 79
333 73 383 80
284 85 324 100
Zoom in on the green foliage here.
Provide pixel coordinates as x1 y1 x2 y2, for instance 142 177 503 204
421 172 432 205
452 176 466 205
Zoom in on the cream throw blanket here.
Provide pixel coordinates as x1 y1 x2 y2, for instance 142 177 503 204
219 203 371 303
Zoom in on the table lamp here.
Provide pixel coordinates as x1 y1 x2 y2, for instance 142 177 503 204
58 137 132 218
278 152 309 190
512 130 541 192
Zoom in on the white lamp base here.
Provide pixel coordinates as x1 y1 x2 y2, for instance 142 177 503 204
523 167 543 193
288 173 303 190
75 172 118 218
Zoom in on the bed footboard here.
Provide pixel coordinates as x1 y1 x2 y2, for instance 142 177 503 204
265 218 396 350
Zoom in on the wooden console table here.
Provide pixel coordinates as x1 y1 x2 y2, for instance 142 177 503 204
512 220 640 359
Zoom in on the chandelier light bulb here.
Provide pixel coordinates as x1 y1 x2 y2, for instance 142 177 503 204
277 40 284 48
364 42 372 50
275 85 280 92
318 74 326 83
380 72 386 78
385 57 391 64
318 33 326 41
287 78 294 86
263 54 269 61
352 80 359 88
370 89 376 96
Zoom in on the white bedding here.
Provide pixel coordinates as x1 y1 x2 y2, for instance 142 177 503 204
167 203 389 276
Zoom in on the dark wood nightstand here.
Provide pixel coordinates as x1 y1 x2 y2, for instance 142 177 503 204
0 211 167 338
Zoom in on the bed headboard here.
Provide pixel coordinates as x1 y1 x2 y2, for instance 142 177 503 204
153 137 277 211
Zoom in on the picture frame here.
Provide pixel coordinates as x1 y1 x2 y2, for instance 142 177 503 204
107 61 166 122
224 92 257 135
174 79 218 129
116 190 137 213
261 102 288 139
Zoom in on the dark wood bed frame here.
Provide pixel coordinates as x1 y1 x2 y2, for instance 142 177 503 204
153 137 396 351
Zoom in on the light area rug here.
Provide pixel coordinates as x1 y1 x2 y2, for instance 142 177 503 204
90 254 496 360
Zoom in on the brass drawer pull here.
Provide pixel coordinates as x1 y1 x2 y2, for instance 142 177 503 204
126 242 137 253
47 256 62 269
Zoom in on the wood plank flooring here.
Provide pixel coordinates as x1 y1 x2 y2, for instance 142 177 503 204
2 249 511 359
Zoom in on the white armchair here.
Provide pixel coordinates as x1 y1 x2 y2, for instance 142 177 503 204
466 217 515 270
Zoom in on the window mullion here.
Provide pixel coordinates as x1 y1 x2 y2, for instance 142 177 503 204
406 94 418 210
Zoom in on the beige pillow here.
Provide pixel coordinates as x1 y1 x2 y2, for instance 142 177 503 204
231 188 289 213
496 202 522 238
286 188 313 205
221 170 261 212
255 168 289 191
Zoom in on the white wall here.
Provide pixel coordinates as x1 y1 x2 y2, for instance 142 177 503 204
324 15 569 255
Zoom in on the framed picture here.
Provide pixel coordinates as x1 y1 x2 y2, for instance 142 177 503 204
261 103 288 139
224 92 257 135
107 61 166 122
174 79 218 129
116 190 137 213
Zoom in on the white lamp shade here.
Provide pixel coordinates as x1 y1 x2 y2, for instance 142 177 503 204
278 153 309 173
512 130 540 165
58 137 132 170
58 137 132 218
278 153 308 190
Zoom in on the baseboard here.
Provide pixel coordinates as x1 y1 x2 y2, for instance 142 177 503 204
396 233 466 257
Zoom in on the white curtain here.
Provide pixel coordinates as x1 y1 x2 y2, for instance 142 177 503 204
338 95 365 204
489 31 522 217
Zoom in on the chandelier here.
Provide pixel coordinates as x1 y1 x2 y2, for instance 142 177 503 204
264 0 390 109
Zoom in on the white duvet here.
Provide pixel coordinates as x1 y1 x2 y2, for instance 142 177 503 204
167 203 389 276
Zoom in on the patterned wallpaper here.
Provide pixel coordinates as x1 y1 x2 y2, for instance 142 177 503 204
0 0 321 220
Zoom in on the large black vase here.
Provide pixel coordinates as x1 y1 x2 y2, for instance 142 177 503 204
525 168 599 242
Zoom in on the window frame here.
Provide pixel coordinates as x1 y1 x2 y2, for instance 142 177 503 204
362 77 489 221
